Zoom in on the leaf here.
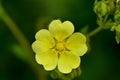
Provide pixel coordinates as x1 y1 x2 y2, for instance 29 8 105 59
115 31 120 44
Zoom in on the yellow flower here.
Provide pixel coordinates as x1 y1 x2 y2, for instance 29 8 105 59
32 20 88 74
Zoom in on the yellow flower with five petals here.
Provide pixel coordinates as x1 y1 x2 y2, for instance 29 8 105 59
32 20 88 74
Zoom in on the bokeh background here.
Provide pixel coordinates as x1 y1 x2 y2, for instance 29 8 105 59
0 0 120 80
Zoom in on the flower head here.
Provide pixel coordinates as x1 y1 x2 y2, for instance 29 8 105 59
32 20 88 74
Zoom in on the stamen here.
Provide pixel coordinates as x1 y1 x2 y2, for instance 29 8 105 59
56 42 64 51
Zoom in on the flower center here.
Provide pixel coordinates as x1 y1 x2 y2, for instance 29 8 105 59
55 42 64 51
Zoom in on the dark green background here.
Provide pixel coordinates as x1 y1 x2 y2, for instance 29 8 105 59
0 0 120 80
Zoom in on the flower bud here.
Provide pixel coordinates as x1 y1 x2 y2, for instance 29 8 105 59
94 1 108 16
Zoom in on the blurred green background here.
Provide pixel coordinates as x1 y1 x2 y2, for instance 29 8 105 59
0 0 120 80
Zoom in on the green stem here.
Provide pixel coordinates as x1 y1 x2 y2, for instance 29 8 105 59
103 14 108 23
0 3 46 80
87 26 103 37
87 14 108 37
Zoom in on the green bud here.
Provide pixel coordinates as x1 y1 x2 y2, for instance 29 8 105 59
94 1 108 16
114 10 120 21
50 70 58 79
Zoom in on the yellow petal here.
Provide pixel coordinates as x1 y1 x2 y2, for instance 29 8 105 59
32 40 50 53
35 29 55 48
35 50 58 70
49 20 74 41
58 51 80 74
32 41 41 53
32 29 55 53
65 33 88 56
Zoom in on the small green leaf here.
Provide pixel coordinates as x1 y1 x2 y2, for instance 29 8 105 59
113 25 120 44
115 30 120 44
115 35 120 44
